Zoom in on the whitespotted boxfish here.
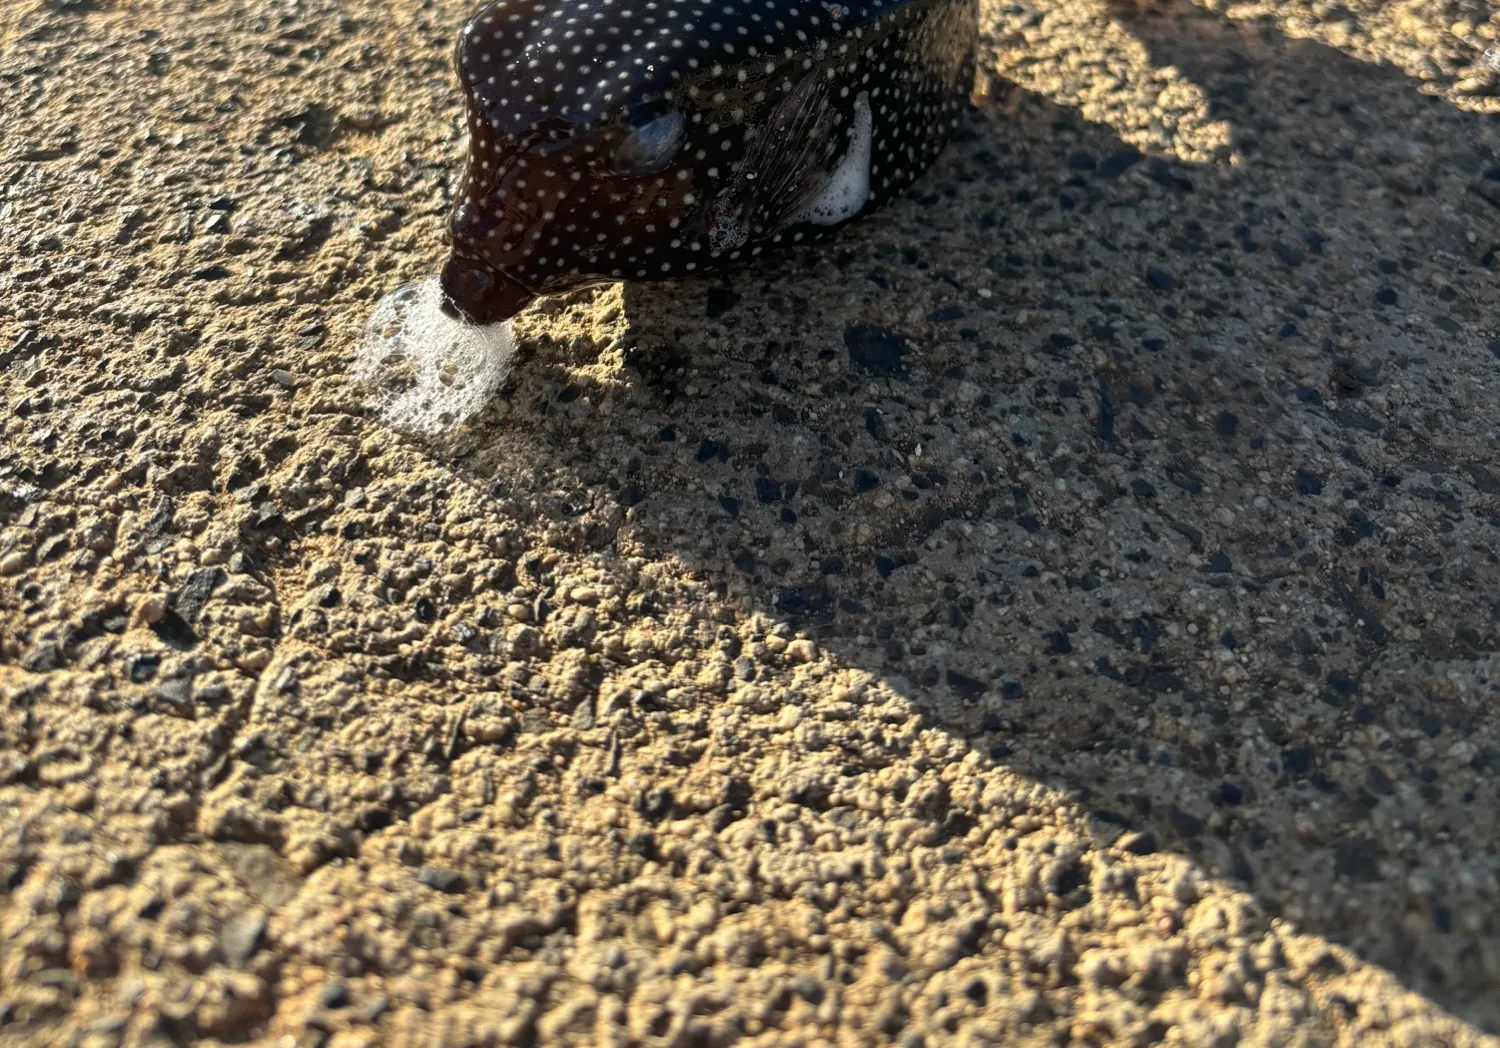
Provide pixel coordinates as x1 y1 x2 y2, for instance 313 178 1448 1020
438 0 979 323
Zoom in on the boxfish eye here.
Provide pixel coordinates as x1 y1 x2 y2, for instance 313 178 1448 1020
612 111 684 175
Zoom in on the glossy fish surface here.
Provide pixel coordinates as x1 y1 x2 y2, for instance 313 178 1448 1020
439 0 979 324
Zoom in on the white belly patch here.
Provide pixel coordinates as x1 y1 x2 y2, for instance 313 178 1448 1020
787 90 873 227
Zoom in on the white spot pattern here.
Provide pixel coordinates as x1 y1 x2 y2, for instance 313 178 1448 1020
441 0 978 322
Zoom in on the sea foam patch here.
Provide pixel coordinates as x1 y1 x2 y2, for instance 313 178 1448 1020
354 276 515 438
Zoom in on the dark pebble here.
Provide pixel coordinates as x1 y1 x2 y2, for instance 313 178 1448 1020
1168 807 1204 837
844 324 908 378
417 865 466 894
1273 243 1306 267
705 287 739 318
127 652 161 683
320 980 350 1009
1433 905 1453 934
640 787 674 821
358 807 394 832
1282 747 1313 776
1097 377 1114 442
156 678 192 711
151 611 197 650
1334 839 1381 881
1098 149 1142 177
1295 470 1324 496
946 670 986 699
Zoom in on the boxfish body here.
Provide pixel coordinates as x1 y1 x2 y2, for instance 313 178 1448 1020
439 0 979 324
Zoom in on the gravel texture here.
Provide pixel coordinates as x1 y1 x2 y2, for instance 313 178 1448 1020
4 0 1500 1044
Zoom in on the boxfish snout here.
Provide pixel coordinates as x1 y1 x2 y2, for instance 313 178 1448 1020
437 255 535 326
442 106 709 324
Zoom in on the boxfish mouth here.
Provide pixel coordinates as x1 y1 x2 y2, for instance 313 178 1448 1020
437 257 536 326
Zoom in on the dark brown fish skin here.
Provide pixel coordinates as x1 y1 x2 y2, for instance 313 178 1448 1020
438 256 533 325
439 0 978 325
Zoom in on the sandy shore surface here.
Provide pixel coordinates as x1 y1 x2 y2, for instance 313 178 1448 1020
4 0 1500 1043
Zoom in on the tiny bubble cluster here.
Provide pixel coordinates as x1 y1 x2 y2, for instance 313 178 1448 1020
354 277 516 438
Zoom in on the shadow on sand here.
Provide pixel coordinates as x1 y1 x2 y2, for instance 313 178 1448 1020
432 0 1500 1030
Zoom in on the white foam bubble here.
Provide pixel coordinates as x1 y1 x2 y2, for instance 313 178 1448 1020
788 91 873 227
353 276 516 438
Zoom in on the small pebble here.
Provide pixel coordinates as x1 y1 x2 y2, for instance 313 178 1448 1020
786 639 817 663
220 912 267 968
417 866 466 894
